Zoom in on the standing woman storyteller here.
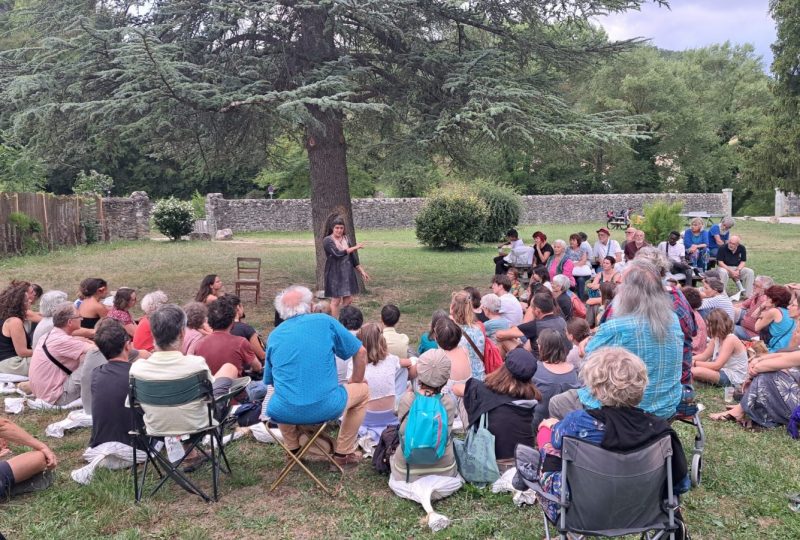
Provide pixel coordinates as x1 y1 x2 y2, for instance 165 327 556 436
323 216 370 318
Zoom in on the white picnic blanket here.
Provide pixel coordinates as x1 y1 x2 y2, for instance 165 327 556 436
4 397 83 414
0 373 28 384
45 409 93 438
71 442 152 485
388 474 464 532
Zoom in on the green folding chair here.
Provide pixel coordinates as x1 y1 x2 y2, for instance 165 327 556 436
129 372 250 502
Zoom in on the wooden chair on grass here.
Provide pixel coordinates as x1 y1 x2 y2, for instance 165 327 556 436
235 257 262 304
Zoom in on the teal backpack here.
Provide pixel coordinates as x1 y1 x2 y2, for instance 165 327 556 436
402 392 448 475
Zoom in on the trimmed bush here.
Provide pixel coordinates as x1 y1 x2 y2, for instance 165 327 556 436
415 184 489 249
472 179 522 242
639 201 683 245
153 197 195 241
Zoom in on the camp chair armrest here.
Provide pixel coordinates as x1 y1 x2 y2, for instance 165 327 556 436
530 481 568 506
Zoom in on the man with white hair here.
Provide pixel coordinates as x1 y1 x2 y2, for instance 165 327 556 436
715 235 755 298
264 285 369 469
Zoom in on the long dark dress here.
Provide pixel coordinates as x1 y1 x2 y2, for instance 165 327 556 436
323 235 360 298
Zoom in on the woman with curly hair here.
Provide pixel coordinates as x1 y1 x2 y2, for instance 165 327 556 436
0 281 35 375
195 274 223 304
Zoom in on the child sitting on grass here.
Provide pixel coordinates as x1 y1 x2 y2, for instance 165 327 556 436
691 308 748 387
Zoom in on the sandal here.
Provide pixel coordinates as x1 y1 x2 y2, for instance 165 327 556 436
709 411 742 422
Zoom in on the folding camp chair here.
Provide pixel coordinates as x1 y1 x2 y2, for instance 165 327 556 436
129 373 250 502
515 435 681 540
263 416 344 495
235 257 262 304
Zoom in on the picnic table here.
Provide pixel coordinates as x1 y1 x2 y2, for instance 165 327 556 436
680 212 724 227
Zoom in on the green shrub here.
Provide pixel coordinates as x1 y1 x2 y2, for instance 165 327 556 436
152 197 195 241
191 190 207 218
639 201 683 245
415 184 489 249
472 179 522 242
8 212 46 255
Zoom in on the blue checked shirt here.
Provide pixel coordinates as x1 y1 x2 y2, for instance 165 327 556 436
580 313 683 418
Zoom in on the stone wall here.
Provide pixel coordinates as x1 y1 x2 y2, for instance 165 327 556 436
102 191 151 241
205 190 731 233
781 191 800 216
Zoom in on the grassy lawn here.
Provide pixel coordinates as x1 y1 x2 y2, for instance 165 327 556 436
2 220 800 539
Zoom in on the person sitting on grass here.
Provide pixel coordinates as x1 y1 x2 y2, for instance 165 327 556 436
30 290 69 351
194 298 261 377
532 347 689 528
225 295 266 364
77 278 109 331
532 329 579 430
699 276 734 322
480 294 510 342
336 305 364 386
132 290 169 354
565 318 591 375
450 291 486 381
495 293 571 359
107 287 138 338
0 417 57 501
452 347 539 472
381 304 410 359
181 302 210 355
691 309 748 387
658 230 694 283
755 285 797 353
29 302 95 406
417 310 449 355
506 268 525 301
195 274 223 304
707 216 734 260
464 287 487 324
264 286 369 469
0 280 36 377
490 274 523 327
389 349 463 532
89 319 144 448
681 286 708 355
733 275 773 340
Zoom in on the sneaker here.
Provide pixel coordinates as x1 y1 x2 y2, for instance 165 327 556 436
331 452 361 471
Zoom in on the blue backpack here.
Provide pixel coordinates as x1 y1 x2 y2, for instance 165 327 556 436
402 392 448 473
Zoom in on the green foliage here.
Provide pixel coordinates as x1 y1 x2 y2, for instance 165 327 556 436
190 190 206 218
72 169 114 195
152 197 195 241
8 211 46 254
0 143 45 192
254 141 375 199
471 180 522 242
639 201 683 244
415 184 488 250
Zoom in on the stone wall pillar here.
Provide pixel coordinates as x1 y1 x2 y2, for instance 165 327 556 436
130 191 151 239
775 188 786 217
722 188 733 217
205 193 223 235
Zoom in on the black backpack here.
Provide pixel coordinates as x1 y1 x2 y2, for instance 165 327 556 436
371 413 408 475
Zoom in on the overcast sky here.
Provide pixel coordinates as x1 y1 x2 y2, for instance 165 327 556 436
593 1 777 72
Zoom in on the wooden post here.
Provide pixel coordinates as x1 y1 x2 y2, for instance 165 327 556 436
96 195 108 242
76 196 81 245
13 193 19 213
40 192 50 248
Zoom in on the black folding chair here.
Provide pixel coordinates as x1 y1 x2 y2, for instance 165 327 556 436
515 435 680 539
129 373 250 502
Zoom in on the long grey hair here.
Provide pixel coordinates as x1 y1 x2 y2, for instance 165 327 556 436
614 262 675 341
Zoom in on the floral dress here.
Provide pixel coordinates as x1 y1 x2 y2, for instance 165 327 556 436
459 324 485 381
742 368 800 428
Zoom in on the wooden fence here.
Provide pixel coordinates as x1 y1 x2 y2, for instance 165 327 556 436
0 192 107 255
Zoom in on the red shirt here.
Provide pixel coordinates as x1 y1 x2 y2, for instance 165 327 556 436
193 331 256 376
132 316 154 352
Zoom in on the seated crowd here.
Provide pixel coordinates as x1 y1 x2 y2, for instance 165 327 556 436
2 217 799 537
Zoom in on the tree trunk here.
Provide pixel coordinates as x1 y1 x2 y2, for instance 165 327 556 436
297 4 360 294
306 106 360 293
